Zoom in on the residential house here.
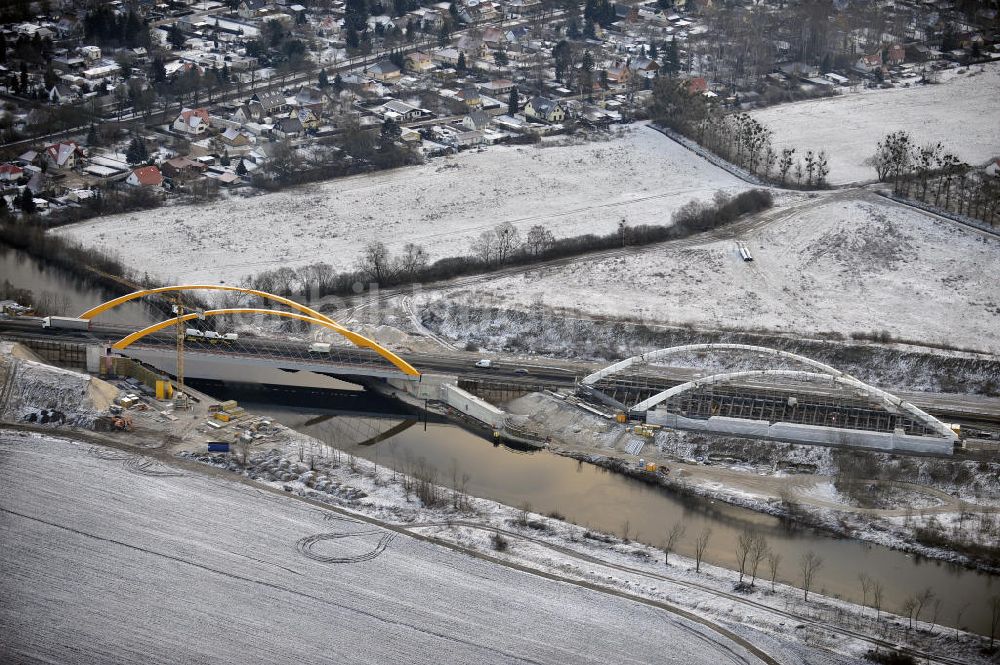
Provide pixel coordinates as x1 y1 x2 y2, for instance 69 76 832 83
174 107 211 135
479 79 514 95
249 91 289 120
629 57 659 77
855 51 883 74
220 127 253 147
379 100 426 122
48 84 75 104
293 86 328 115
605 62 632 86
886 43 906 65
613 3 638 22
432 48 463 66
0 164 24 182
126 165 163 187
293 108 320 131
684 77 708 94
43 141 83 170
462 110 490 131
273 116 304 138
238 0 270 20
524 96 565 122
368 61 401 83
406 51 435 72
458 85 482 108
160 156 206 181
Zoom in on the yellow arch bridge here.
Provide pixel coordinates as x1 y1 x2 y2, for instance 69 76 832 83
81 285 420 379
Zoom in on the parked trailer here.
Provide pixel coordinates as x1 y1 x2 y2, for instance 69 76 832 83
737 243 753 262
207 442 231 453
41 316 91 331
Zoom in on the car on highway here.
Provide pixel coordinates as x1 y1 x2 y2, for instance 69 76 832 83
474 359 492 368
513 368 530 376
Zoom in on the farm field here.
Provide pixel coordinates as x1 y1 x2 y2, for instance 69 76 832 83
423 191 1000 353
750 63 1000 184
55 124 749 284
0 433 765 665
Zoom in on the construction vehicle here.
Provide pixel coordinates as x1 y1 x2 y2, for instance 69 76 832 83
112 414 134 431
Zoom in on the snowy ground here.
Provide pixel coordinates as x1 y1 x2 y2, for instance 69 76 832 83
421 191 1000 352
751 63 1000 184
54 125 749 284
2 431 848 665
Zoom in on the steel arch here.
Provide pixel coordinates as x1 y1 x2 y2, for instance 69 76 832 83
110 308 420 377
631 369 957 441
80 284 335 324
581 343 844 387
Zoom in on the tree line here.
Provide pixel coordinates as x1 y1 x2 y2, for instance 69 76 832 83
648 78 831 189
243 189 772 298
868 131 1000 227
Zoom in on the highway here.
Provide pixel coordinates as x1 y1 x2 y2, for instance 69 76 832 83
3 316 1000 424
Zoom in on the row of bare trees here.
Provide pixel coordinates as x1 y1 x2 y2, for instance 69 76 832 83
649 79 831 188
869 130 1000 226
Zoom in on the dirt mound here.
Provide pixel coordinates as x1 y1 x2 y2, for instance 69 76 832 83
0 343 118 426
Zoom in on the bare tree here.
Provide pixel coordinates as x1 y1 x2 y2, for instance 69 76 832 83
871 579 884 621
799 550 822 602
735 528 753 585
694 527 712 573
398 242 429 276
516 502 531 528
990 595 1000 649
357 240 395 284
748 533 768 587
524 224 555 256
767 552 781 592
912 587 935 628
663 523 686 566
621 519 631 543
858 573 873 617
900 595 918 630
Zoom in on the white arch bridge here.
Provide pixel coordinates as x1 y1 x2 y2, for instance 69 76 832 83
579 344 958 455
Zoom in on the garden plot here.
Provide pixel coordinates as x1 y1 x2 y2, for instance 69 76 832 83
54 124 748 284
422 193 1000 352
751 63 1000 184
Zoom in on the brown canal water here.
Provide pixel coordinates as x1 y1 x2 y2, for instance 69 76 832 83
235 394 997 637
0 245 158 326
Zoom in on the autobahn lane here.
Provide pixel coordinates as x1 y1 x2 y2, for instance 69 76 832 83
2 318 999 422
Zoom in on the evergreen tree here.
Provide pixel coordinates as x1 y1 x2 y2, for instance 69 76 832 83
507 86 519 116
456 51 466 72
333 73 344 93
18 187 35 214
125 137 148 165
649 42 658 60
663 38 679 78
0 195 8 217
220 149 230 167
438 21 451 47
318 68 329 88
346 24 360 49
167 24 185 49
567 17 580 39
345 0 369 31
235 159 248 176
381 116 401 141
0 32 6 63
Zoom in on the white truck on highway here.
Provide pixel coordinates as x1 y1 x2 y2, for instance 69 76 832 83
309 342 332 353
41 316 91 331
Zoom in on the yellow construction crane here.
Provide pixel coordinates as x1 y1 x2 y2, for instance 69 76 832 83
84 267 190 404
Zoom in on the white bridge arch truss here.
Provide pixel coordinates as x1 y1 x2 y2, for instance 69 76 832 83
582 344 957 441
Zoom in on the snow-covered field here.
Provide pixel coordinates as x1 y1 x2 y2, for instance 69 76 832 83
423 192 1000 352
0 432 772 665
55 125 749 284
751 64 1000 184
